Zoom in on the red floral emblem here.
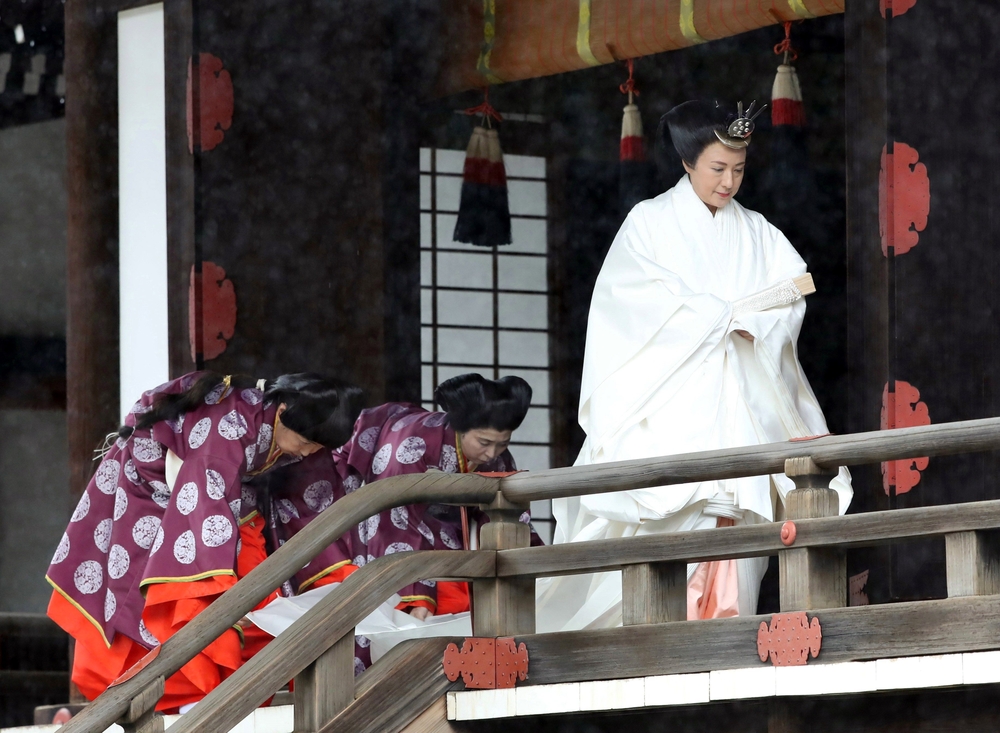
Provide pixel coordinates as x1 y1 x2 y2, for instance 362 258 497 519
186 53 234 153
880 0 917 18
879 142 930 256
881 381 931 495
443 637 528 689
189 261 237 362
757 612 822 667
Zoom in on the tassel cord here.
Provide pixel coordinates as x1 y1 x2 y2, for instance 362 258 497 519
774 21 799 64
619 58 639 105
464 86 503 129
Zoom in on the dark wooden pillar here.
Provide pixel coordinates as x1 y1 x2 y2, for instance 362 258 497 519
65 0 120 499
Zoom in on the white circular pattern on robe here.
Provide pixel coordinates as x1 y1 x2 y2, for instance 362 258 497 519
124 459 141 485
244 444 256 471
241 388 263 405
165 414 185 434
236 538 242 556
367 554 376 564
130 401 152 414
422 412 447 428
416 521 434 545
358 514 380 545
277 499 300 524
357 427 381 453
241 484 257 507
440 445 458 474
343 475 361 494
176 481 199 516
139 620 160 647
150 481 171 509
390 506 409 530
188 417 212 449
150 526 165 555
384 542 413 554
282 580 295 598
519 512 531 524
104 589 117 621
395 437 427 465
439 527 461 550
354 657 366 675
421 579 437 588
94 518 113 553
114 487 129 520
371 444 393 475
73 561 103 595
229 499 242 522
108 544 130 579
388 404 408 418
202 515 234 547
204 383 226 404
132 438 163 463
353 554 367 567
303 481 334 512
257 424 273 454
206 468 227 500
52 533 70 564
71 493 91 523
218 411 249 441
116 436 127 451
132 516 161 550
391 413 424 432
95 460 121 494
173 530 196 564
356 635 371 648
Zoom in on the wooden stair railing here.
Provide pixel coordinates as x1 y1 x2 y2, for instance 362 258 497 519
57 416 1000 733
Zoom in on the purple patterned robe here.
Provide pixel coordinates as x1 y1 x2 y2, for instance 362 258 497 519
46 373 299 651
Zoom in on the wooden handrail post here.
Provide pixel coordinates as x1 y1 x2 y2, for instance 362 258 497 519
118 676 164 733
293 633 355 732
473 494 534 636
622 562 687 625
779 457 846 611
945 530 1000 597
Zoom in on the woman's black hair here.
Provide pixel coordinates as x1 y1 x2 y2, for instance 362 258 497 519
122 372 365 449
655 99 731 174
433 373 532 434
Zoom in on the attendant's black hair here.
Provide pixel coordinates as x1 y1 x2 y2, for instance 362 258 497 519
655 100 731 174
121 372 365 449
433 373 532 434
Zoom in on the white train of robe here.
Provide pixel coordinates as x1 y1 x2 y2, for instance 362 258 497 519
535 175 852 632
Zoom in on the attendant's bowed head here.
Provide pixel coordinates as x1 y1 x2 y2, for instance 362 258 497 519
434 373 532 469
658 99 764 214
125 372 366 458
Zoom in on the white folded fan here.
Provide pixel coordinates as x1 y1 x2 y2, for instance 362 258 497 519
246 583 472 664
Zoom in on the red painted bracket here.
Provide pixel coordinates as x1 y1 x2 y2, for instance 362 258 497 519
881 381 930 496
186 53 234 153
443 637 528 689
757 612 822 667
880 142 930 256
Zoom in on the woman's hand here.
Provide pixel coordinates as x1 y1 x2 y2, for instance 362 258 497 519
735 329 755 343
408 606 431 621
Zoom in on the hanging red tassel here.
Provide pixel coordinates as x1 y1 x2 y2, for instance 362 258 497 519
619 60 645 162
453 89 512 247
771 23 806 128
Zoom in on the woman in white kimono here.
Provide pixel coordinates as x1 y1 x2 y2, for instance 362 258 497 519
536 100 852 632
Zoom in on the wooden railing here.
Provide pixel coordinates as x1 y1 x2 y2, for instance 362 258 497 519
59 417 1000 733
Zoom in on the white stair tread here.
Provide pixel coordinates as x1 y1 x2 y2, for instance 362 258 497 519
0 704 293 733
447 650 1000 721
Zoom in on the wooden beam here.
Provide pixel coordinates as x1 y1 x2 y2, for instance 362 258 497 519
294 634 355 732
499 417 1000 503
946 531 1000 597
622 562 687 625
325 638 462 733
165 551 495 733
515 595 1000 686
497 499 1000 578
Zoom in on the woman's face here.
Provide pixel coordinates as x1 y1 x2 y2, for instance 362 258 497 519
274 403 324 458
460 427 513 469
682 141 747 214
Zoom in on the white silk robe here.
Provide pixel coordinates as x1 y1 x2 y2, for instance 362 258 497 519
536 175 852 632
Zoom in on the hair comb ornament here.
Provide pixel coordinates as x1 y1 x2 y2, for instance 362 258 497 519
715 100 768 149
